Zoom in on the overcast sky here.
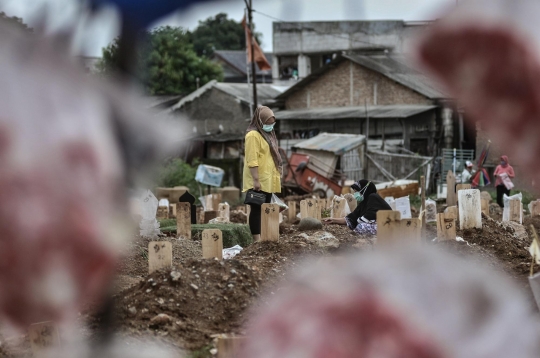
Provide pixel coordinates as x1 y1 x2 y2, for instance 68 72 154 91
0 0 457 56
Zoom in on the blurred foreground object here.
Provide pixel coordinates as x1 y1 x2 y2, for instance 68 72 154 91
241 248 540 357
415 0 540 182
0 23 176 327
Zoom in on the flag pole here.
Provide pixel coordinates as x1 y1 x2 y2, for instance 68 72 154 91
244 7 253 119
246 0 258 112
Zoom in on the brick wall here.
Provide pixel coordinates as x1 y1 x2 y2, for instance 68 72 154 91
285 60 432 109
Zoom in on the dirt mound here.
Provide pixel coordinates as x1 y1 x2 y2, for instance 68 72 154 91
457 216 534 279
229 210 247 224
114 259 262 351
118 235 202 278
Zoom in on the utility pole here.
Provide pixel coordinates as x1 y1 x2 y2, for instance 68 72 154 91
245 0 258 112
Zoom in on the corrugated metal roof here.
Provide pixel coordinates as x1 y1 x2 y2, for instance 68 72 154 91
276 53 448 101
275 105 436 120
214 50 273 76
171 80 289 110
344 54 446 99
292 132 366 155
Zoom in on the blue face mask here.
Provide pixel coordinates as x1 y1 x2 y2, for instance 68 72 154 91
262 123 275 132
353 181 371 203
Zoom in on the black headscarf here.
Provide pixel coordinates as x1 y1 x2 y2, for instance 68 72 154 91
345 179 391 229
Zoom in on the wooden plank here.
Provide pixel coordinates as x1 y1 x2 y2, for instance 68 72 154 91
212 194 222 212
456 184 472 192
246 205 251 224
202 229 223 259
376 210 402 246
218 203 230 221
176 203 192 239
29 321 60 355
458 189 482 230
287 201 297 222
316 198 326 218
204 210 218 224
331 197 348 218
437 213 456 241
148 241 173 274
377 182 419 199
509 199 521 223
261 203 280 241
446 171 456 207
532 201 540 217
343 193 357 212
217 336 247 358
170 204 177 217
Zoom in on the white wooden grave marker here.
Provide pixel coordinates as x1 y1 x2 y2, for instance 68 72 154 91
343 193 357 211
331 196 348 218
218 202 230 221
458 189 482 230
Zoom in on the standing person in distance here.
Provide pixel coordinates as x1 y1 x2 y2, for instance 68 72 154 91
243 106 282 242
461 161 475 184
493 155 515 208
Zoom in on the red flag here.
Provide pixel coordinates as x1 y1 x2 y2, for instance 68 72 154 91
242 16 271 71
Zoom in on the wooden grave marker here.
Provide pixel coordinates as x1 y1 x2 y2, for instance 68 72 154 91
148 241 173 274
532 201 540 217
437 212 456 241
343 193 357 211
331 197 348 218
458 189 482 230
456 184 472 193
509 199 521 223
170 204 177 217
376 210 402 246
300 199 319 219
202 229 223 259
217 336 247 358
446 171 457 207
316 198 326 217
246 205 251 224
213 194 222 211
261 203 280 241
176 203 192 239
29 321 60 355
287 201 297 222
400 217 422 243
157 206 169 219
444 205 458 220
480 191 492 203
481 199 490 217
218 203 230 221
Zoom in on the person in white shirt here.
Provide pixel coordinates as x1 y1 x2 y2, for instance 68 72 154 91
461 161 474 183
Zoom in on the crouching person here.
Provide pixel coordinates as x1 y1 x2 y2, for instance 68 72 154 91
323 180 391 235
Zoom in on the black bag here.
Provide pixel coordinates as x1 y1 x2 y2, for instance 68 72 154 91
244 189 266 206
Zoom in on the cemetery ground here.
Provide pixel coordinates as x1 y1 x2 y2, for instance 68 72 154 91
1 198 540 357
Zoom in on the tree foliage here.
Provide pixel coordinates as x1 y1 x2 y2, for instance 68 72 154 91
190 12 262 57
157 158 200 196
0 12 32 32
97 26 223 95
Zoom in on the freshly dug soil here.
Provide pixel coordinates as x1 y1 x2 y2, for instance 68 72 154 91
114 259 262 351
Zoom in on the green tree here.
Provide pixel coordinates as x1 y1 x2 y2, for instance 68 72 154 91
0 12 32 32
97 26 223 95
157 158 200 196
189 12 262 57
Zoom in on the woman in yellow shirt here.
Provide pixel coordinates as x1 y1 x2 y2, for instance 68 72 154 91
243 106 282 241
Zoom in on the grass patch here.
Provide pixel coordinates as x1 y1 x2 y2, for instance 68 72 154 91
161 223 253 248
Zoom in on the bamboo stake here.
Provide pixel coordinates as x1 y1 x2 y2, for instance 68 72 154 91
530 225 539 277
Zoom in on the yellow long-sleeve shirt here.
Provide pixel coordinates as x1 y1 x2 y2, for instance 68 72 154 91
242 131 281 193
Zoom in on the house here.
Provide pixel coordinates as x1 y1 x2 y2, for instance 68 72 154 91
212 50 273 83
272 20 432 80
169 80 288 186
274 53 475 157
